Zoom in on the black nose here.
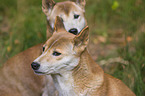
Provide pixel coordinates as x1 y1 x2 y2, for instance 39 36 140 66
31 62 40 70
68 28 78 35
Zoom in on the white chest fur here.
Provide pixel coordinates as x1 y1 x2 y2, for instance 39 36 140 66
50 73 76 96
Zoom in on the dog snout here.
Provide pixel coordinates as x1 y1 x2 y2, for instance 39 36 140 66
31 62 40 70
69 28 78 35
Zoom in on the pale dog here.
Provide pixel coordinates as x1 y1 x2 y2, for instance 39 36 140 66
42 0 87 38
0 0 87 96
32 17 136 96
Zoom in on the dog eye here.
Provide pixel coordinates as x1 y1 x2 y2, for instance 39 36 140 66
53 51 61 56
74 14 80 19
43 47 45 52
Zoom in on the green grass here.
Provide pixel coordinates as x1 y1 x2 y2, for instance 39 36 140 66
117 32 145 96
0 0 46 63
0 0 145 95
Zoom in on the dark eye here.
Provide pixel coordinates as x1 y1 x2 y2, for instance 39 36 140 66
74 14 80 19
52 51 61 56
43 47 45 52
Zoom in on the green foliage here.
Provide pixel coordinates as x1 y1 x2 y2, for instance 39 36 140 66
0 0 46 63
111 1 119 10
116 32 145 95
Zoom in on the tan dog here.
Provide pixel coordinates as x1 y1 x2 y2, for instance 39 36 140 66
0 0 87 96
32 17 136 96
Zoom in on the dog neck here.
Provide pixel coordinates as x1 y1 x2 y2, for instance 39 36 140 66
51 72 75 96
48 49 105 96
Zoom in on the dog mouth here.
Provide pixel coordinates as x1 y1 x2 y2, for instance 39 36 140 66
34 68 56 75
34 71 45 75
34 70 52 75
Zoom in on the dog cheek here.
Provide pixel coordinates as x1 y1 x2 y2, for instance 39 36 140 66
55 56 63 61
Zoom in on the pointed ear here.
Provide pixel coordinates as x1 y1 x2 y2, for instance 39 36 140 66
69 0 86 10
73 26 89 52
54 16 65 32
42 0 56 17
46 21 53 39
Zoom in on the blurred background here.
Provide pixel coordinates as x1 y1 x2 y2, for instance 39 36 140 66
0 0 145 95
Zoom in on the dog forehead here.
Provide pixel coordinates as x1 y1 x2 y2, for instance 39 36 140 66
53 1 83 16
45 32 74 50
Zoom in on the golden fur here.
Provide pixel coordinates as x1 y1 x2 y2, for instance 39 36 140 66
0 44 44 96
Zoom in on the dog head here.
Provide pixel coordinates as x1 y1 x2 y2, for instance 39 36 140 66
42 0 86 35
31 16 89 75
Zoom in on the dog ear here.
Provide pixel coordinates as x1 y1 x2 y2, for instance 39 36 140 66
46 21 53 39
69 0 86 10
42 0 56 17
54 16 65 32
73 26 89 53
